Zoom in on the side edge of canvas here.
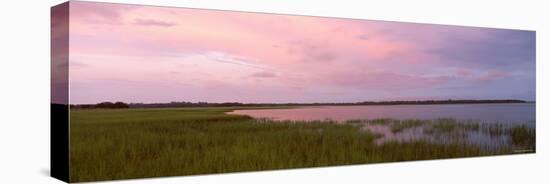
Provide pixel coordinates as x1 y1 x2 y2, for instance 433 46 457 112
51 1 70 182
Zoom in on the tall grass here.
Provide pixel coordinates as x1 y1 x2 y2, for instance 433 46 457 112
69 107 533 182
389 119 425 133
509 125 536 148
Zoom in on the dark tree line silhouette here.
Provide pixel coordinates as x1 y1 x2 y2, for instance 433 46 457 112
70 99 528 109
71 102 129 109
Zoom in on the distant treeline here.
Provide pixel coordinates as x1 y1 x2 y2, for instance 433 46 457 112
70 99 528 109
71 102 129 109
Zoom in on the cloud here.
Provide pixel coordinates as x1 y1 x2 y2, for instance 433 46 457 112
356 34 369 40
134 18 176 27
69 61 88 69
205 52 268 70
70 1 135 25
427 29 535 70
472 71 512 84
287 39 338 63
319 71 453 91
66 1 536 103
250 71 277 78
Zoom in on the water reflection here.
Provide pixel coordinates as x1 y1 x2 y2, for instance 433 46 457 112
353 119 534 151
229 104 535 124
229 104 536 152
362 124 425 145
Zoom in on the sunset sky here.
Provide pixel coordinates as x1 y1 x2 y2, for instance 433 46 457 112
63 1 535 104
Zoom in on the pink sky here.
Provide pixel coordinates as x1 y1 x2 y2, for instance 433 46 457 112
62 1 535 104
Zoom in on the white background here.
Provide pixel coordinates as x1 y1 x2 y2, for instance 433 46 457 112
0 0 547 183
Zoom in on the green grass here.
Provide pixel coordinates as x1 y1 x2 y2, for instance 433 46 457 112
509 125 536 149
69 107 533 182
389 119 425 133
426 118 459 134
481 123 506 137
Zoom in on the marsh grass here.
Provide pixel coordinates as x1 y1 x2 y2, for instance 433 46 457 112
509 125 536 148
481 123 507 137
426 118 459 134
389 119 425 133
69 107 534 182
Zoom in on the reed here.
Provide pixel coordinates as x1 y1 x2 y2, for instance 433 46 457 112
69 107 534 182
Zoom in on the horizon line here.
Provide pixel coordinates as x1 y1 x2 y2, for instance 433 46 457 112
68 98 534 105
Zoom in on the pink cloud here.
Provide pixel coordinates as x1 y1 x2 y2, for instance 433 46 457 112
319 71 453 91
473 71 512 83
65 1 535 104
134 18 176 27
251 71 277 78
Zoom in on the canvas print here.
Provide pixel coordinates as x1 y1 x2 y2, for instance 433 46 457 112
51 1 536 182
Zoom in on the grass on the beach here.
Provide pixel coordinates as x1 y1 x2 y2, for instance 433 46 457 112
69 107 534 182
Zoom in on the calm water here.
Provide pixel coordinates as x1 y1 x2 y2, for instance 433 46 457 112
229 103 535 149
229 103 535 124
